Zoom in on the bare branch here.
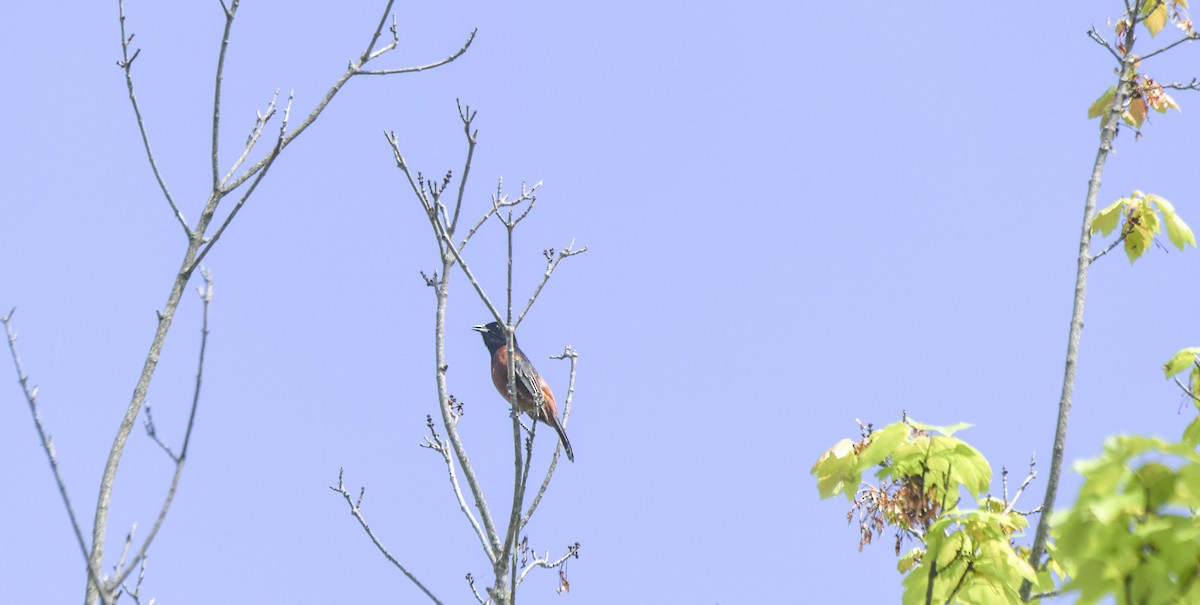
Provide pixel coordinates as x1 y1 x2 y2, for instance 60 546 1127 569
514 241 588 329
522 346 578 528
116 0 189 236
359 29 477 75
1163 78 1200 91
516 542 579 587
190 93 294 274
211 0 240 190
117 551 150 605
2 311 108 601
224 18 474 192
1089 231 1127 262
1003 454 1038 515
142 403 178 462
219 90 279 188
331 469 443 603
360 0 398 62
449 100 479 235
438 226 505 324
108 269 214 589
1174 376 1200 403
421 415 497 564
1139 31 1200 61
1087 25 1123 62
465 573 488 605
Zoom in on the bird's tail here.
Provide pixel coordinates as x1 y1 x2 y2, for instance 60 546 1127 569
546 415 575 463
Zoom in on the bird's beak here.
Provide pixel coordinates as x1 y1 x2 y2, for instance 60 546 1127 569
472 324 488 333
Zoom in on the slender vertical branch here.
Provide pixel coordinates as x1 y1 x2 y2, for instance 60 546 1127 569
1021 6 1142 600
211 0 238 190
434 251 502 552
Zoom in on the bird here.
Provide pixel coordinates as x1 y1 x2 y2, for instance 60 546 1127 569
472 321 574 462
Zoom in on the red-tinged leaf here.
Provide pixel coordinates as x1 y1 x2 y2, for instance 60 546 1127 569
1088 86 1117 119
1161 90 1180 113
1129 97 1148 126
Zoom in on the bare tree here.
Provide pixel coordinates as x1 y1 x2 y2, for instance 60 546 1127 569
3 2 473 604
332 102 585 604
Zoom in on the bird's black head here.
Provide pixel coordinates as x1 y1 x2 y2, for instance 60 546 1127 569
472 321 515 354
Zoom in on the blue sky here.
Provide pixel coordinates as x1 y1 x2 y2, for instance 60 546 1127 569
2 2 1199 603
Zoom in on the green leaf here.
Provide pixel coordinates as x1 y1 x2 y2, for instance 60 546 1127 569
1092 197 1127 236
1163 347 1200 378
948 439 992 498
1125 223 1153 263
811 438 859 500
1088 86 1117 119
855 421 908 471
1184 418 1200 447
897 547 922 573
1145 193 1195 250
908 419 973 437
1165 213 1197 249
1144 2 1168 36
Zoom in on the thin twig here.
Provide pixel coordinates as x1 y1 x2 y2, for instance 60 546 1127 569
449 100 479 235
1174 376 1200 403
423 415 497 564
1087 25 1123 62
117 0 189 236
219 91 278 188
1163 78 1200 91
1139 32 1200 61
2 311 109 602
466 572 488 605
117 552 149 605
143 403 178 462
1003 454 1037 515
359 29 477 75
515 542 579 586
330 469 443 604
514 242 588 329
1089 231 1128 262
522 347 578 528
223 14 474 192
190 93 294 273
211 0 240 190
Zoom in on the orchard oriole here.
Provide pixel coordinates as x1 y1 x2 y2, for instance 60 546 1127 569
472 322 574 462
